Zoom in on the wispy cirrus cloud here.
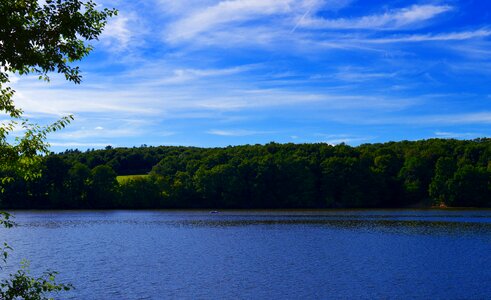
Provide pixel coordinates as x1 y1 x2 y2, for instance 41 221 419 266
207 129 275 136
298 4 452 30
11 62 417 118
99 10 148 53
352 112 491 125
165 0 292 42
434 131 482 138
13 87 158 117
49 142 116 148
366 28 491 43
162 0 354 45
421 112 491 124
161 1 459 49
52 127 143 140
331 66 398 82
145 65 258 85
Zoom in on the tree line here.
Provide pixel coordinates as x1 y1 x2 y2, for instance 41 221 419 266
1 138 490 209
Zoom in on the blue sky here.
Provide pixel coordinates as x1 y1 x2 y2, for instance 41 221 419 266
10 0 491 150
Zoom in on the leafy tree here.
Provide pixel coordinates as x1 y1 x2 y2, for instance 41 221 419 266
67 162 91 208
429 157 456 206
88 165 119 208
1 0 116 186
321 156 368 207
449 165 490 207
119 178 161 209
1 0 116 298
164 171 197 208
195 164 240 208
44 155 70 207
398 156 431 206
0 261 72 300
0 0 116 84
370 151 403 206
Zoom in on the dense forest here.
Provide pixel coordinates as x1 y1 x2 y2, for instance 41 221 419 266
1 138 490 209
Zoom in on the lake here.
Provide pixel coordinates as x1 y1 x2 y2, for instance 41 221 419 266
1 210 490 299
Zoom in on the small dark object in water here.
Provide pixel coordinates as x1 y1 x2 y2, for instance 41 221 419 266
210 211 219 214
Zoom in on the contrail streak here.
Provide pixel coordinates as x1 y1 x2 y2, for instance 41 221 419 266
291 4 314 33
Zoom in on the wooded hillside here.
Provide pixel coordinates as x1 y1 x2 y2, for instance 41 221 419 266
1 138 490 209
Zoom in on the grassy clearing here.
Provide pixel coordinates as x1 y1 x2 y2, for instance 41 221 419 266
116 174 149 184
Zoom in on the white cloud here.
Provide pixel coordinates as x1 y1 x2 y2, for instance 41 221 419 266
194 89 416 112
6 72 20 84
159 1 467 50
100 12 144 52
45 117 169 148
156 0 218 15
207 129 274 136
162 0 354 45
12 85 159 116
10 67 417 123
298 4 452 30
49 142 115 148
425 112 491 124
434 131 482 138
367 29 491 43
150 65 256 85
53 127 141 140
331 66 398 82
356 112 491 125
448 43 491 60
155 0 475 54
165 0 294 42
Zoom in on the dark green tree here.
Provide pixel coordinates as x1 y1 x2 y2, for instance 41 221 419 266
88 165 119 208
321 157 367 207
119 178 161 209
449 165 490 207
370 150 403 206
44 156 70 207
398 156 432 206
429 157 456 206
67 162 91 208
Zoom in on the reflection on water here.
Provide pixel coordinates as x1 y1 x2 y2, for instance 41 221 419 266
15 210 491 236
1 210 491 299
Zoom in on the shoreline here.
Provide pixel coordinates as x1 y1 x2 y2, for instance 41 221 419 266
2 207 490 213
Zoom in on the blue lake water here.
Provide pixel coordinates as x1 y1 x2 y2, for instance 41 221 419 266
1 210 490 299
